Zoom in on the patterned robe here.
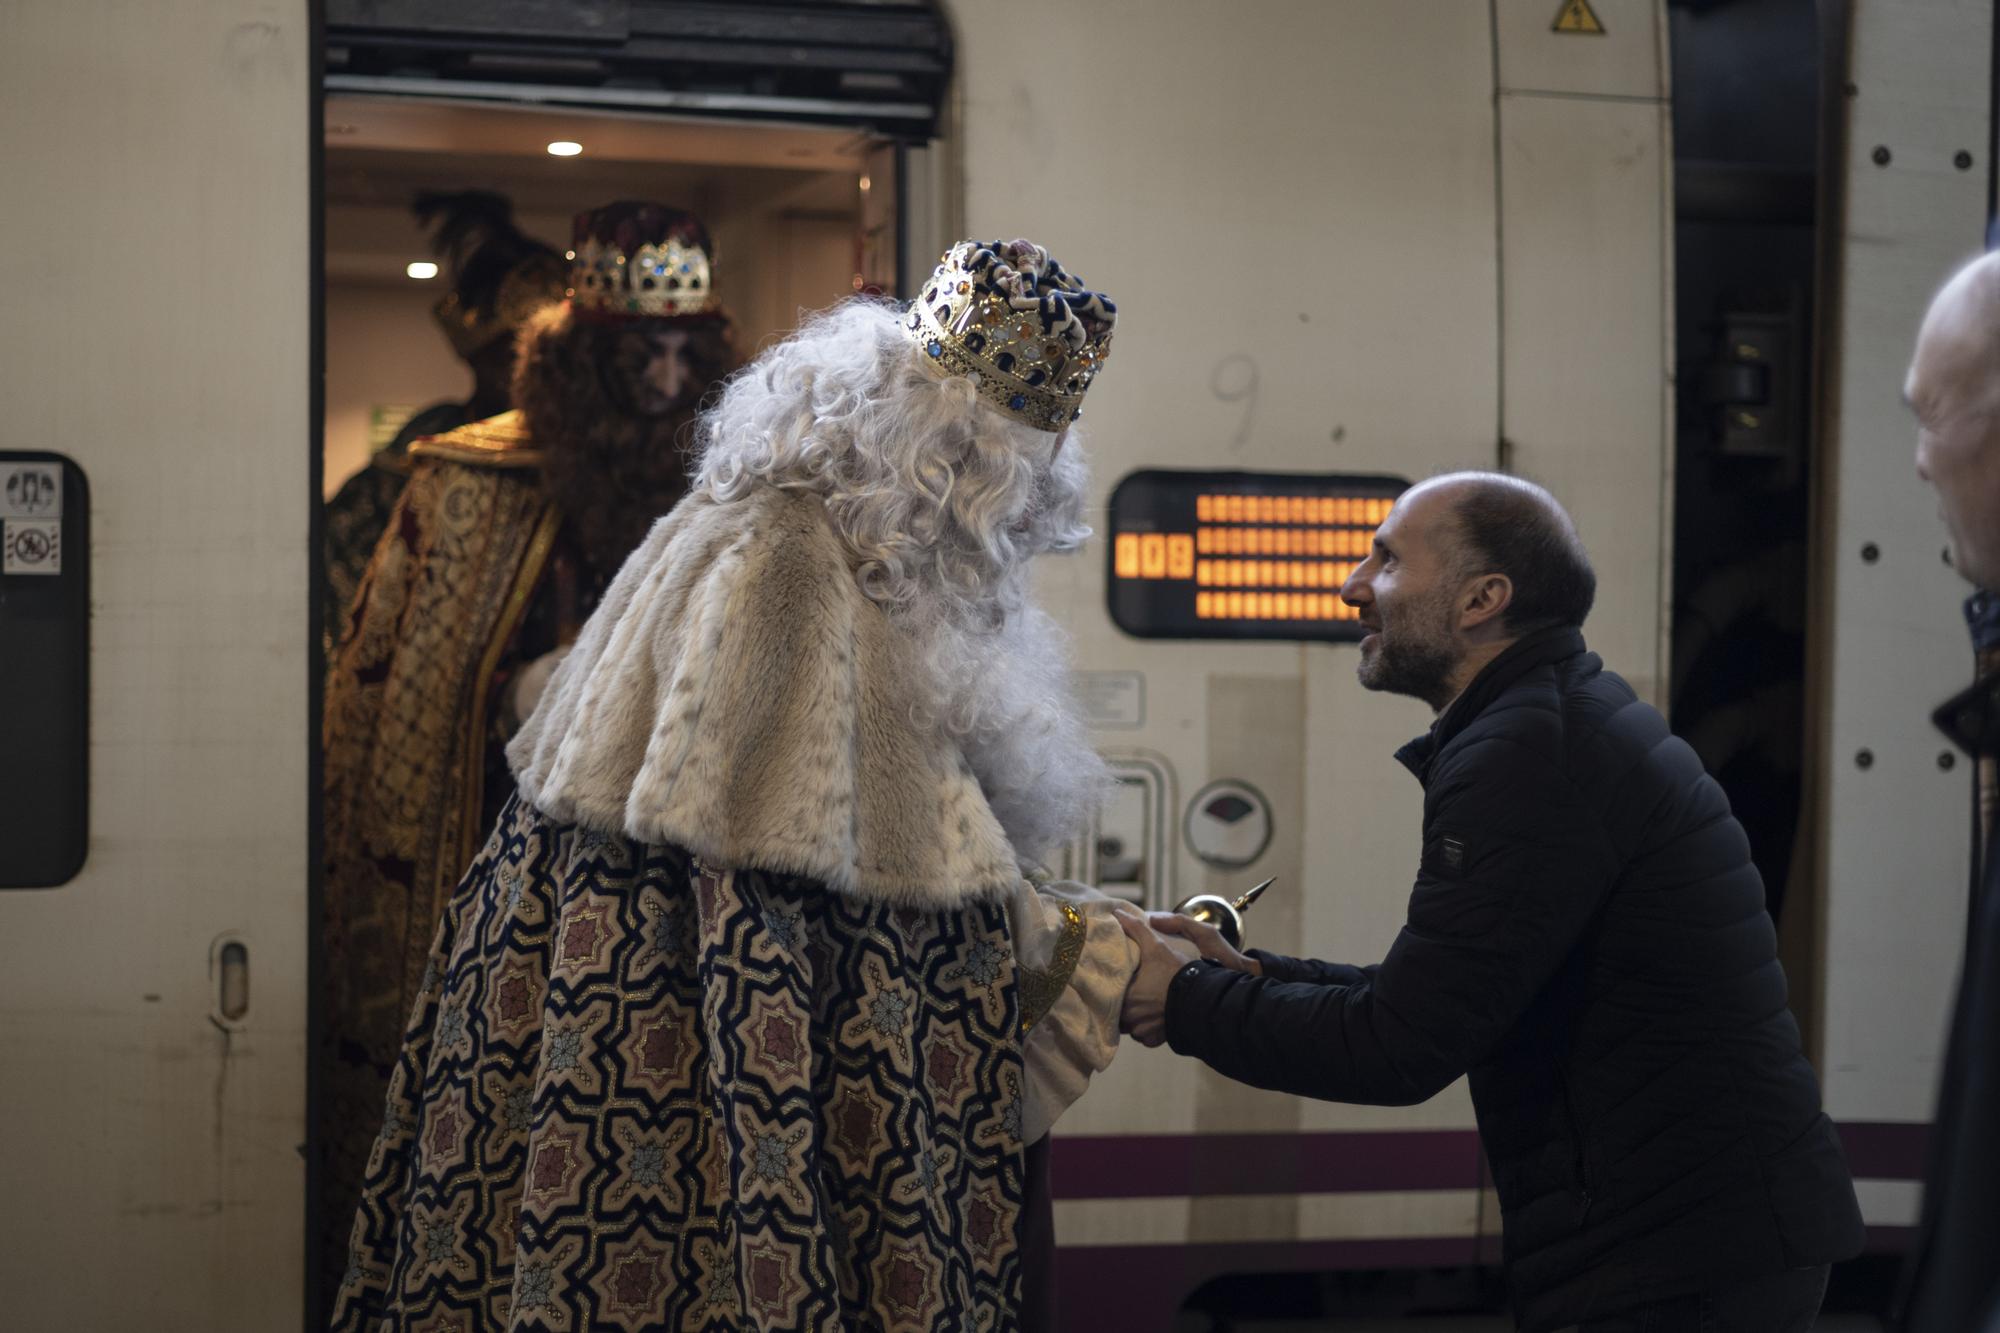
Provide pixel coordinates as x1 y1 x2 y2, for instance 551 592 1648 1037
333 794 1027 1331
322 412 564 1301
322 401 471 660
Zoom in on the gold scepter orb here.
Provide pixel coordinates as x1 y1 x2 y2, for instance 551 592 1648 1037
1170 877 1276 951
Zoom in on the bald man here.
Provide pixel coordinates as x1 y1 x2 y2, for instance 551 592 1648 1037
1897 256 2000 1333
1118 473 1863 1333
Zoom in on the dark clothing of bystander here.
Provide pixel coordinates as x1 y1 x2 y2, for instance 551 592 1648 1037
1897 591 2000 1333
1164 628 1864 1332
1572 1264 1829 1333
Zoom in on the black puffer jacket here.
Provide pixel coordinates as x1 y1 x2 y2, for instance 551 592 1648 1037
1165 628 1863 1331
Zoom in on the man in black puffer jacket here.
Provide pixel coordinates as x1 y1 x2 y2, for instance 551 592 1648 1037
1118 472 1863 1333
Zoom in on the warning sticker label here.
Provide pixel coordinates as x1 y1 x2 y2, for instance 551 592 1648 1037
3 519 62 575
1553 0 1606 34
1 462 61 519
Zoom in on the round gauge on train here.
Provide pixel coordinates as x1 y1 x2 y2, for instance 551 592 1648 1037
1183 778 1274 870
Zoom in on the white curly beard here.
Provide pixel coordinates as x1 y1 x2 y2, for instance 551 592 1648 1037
892 581 1112 870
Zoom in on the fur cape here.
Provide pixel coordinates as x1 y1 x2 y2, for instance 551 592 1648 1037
506 485 1024 907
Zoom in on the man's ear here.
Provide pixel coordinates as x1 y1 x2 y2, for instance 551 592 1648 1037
1458 574 1514 634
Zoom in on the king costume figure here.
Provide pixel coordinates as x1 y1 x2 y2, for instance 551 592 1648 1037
330 239 1144 1331
321 201 739 1305
321 190 568 660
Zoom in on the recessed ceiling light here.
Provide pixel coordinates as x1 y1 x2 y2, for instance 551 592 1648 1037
547 141 583 157
859 175 872 193
406 261 439 280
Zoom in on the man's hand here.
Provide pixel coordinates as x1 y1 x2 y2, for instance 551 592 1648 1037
1114 909 1199 1047
1148 911 1264 977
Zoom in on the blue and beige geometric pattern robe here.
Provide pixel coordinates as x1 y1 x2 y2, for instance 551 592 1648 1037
333 793 1026 1331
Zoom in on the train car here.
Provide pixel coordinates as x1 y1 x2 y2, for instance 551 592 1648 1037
0 0 1983 1327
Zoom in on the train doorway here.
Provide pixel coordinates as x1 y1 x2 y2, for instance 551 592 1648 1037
311 7 954 1318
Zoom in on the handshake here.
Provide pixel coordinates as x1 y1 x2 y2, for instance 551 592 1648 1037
1109 905 1265 1048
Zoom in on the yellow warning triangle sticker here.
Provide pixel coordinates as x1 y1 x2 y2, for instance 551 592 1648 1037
1552 0 1606 34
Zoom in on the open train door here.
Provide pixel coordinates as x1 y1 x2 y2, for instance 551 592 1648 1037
312 1 953 1322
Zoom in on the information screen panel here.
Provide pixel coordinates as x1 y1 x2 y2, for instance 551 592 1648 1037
1105 469 1408 642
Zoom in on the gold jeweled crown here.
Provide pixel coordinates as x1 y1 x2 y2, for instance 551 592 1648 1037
568 236 716 320
903 239 1116 432
564 201 721 323
569 235 717 319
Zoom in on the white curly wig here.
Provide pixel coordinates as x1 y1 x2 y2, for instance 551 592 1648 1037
692 297 1111 864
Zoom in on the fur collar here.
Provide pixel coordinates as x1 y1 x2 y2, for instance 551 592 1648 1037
506 487 1023 907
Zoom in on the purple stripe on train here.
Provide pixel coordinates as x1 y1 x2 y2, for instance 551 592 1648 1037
1050 1121 1929 1201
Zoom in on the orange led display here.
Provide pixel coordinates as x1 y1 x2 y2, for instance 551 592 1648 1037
1190 591 1361 623
1114 532 1139 579
1190 560 1358 590
1107 472 1406 638
1182 527 1388 559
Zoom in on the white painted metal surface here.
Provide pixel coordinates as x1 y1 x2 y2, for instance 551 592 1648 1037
1056 1188 1487 1248
1816 0 1991 1158
0 3 309 1328
956 0 1674 1256
1498 1 1674 706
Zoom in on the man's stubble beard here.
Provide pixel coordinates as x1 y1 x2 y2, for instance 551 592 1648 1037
1356 585 1462 713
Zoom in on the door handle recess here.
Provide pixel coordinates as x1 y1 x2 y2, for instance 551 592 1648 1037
210 933 250 1029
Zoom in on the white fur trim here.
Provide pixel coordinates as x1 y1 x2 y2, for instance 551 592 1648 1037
507 488 1024 908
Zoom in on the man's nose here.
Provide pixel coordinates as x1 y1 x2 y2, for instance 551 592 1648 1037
1914 436 1933 483
1341 570 1371 606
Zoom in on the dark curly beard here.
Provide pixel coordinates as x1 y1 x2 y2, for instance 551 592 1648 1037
513 302 736 584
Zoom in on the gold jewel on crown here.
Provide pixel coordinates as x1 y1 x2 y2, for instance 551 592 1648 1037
902 241 1114 433
566 235 718 320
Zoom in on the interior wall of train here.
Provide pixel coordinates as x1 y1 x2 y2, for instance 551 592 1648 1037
0 0 1990 1329
322 100 892 503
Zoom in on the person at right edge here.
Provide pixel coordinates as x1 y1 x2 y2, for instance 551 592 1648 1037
1896 251 2000 1333
1117 472 1864 1332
